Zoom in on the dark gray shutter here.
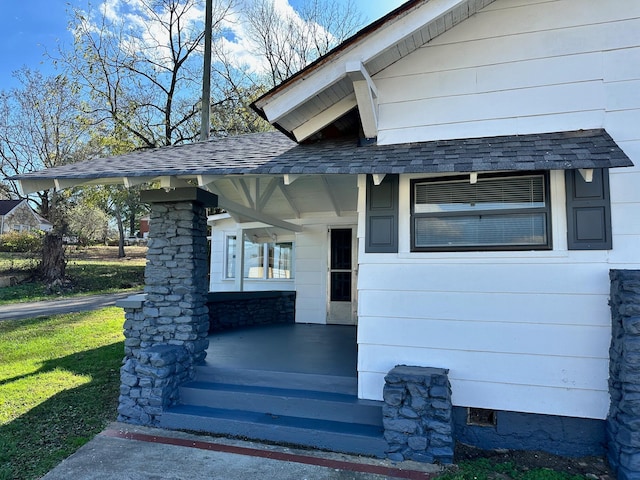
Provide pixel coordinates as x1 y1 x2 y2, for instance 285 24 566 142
565 168 612 250
366 174 398 253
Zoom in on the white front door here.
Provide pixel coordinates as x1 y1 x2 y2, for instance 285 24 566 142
327 227 357 325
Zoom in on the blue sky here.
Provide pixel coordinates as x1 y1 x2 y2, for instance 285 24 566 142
0 0 405 91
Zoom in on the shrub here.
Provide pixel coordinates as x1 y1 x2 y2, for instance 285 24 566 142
0 230 44 253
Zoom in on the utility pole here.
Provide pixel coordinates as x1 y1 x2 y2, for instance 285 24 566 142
200 0 213 141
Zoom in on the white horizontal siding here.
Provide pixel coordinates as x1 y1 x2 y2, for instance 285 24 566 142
358 371 609 419
375 0 640 144
357 0 640 419
358 317 610 358
359 289 610 327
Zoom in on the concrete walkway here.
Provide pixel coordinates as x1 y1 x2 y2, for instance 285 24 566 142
0 291 142 321
43 423 442 480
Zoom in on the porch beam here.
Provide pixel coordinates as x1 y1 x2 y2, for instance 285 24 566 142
200 174 303 228
236 178 255 209
258 178 279 212
277 183 301 219
197 178 243 222
321 175 341 217
346 62 378 140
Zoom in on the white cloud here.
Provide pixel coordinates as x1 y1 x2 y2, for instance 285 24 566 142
88 0 337 77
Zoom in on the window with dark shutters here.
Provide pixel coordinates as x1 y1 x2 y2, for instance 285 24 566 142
565 168 612 250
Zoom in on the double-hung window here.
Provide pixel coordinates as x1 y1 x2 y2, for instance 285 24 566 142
225 235 294 279
411 172 551 251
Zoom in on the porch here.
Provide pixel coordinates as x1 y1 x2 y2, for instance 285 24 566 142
158 323 388 457
204 323 357 376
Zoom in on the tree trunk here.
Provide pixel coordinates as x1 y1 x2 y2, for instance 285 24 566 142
129 212 136 237
40 233 66 286
116 211 126 258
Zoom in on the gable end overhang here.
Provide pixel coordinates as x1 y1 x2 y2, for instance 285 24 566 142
251 0 497 143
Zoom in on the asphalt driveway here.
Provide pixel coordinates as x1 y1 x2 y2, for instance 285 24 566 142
0 291 142 321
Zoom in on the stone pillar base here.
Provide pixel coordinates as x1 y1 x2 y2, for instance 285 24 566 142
383 365 454 464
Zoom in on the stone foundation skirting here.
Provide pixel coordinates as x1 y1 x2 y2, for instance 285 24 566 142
383 365 454 464
207 291 296 332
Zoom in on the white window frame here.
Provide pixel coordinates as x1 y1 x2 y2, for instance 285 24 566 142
224 234 294 280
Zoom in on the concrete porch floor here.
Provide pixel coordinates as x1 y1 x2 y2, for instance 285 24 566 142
204 323 357 377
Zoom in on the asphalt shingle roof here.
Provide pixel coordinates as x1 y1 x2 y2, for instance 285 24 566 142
11 129 633 183
0 200 23 216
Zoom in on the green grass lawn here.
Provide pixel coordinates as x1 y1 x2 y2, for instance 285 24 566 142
0 247 146 305
436 458 588 480
0 308 124 480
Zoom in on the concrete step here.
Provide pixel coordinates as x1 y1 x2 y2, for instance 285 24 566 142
159 405 387 458
194 365 358 395
179 381 383 427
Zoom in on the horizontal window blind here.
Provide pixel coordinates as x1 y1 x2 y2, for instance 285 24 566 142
415 175 545 213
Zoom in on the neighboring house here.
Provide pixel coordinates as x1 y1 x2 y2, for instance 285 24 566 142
9 0 640 476
139 215 150 239
0 199 51 234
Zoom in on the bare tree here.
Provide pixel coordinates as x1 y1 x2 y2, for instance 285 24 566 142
61 0 235 147
0 69 96 285
0 69 88 217
242 0 363 87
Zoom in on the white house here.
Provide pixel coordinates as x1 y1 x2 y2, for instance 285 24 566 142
0 199 52 234
212 0 640 447
11 0 640 474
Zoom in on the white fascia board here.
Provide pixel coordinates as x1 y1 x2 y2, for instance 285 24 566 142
159 176 193 189
16 179 56 195
258 0 468 124
54 178 85 190
123 176 155 188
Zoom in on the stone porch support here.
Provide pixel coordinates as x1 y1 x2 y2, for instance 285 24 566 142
608 270 640 480
383 365 454 464
117 187 217 426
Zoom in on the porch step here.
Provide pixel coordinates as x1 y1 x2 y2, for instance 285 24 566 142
159 405 387 458
179 381 383 426
194 365 358 395
159 365 386 457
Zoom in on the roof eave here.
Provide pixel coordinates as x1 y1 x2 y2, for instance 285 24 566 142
249 0 421 118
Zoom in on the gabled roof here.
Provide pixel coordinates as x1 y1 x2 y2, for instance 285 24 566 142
252 0 496 142
0 199 24 216
11 129 633 194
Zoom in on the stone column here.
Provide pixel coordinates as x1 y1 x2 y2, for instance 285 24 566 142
383 365 454 464
117 187 217 426
608 269 640 480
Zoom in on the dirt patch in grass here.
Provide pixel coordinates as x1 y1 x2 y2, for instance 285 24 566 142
450 443 614 480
